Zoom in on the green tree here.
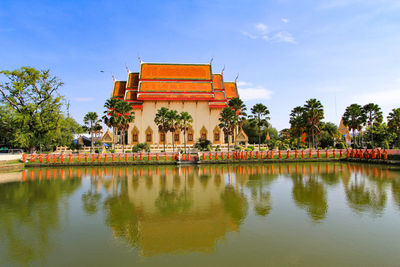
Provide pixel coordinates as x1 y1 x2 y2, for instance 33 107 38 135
0 67 64 152
342 104 366 148
319 122 340 148
178 111 193 153
304 99 324 148
228 97 247 146
362 103 383 147
114 101 135 153
154 107 170 152
289 106 305 149
83 112 102 152
249 103 270 151
387 108 400 147
103 98 121 150
218 107 238 152
167 109 179 153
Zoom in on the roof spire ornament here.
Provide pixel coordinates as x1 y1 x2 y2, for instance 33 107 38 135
138 55 143 64
125 63 130 73
221 65 225 75
209 57 214 65
235 73 239 83
111 72 116 81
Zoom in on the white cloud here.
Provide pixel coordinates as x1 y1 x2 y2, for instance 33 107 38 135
241 22 295 44
238 86 273 101
273 31 296 44
255 23 269 35
241 31 257 39
237 81 253 87
281 18 289 23
74 97 95 102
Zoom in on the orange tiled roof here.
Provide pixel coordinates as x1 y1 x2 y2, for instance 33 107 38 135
140 63 212 80
127 72 139 88
139 81 212 93
212 74 223 90
213 91 226 101
224 82 238 99
112 81 126 98
137 93 214 101
111 63 240 105
124 90 137 101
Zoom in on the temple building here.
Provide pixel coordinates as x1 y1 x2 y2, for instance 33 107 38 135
111 62 245 148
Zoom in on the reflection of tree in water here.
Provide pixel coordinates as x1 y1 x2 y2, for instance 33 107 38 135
200 174 210 189
155 190 193 216
291 174 328 222
320 172 340 186
392 179 400 210
0 179 81 265
103 186 143 249
246 173 277 217
345 174 386 215
221 185 248 224
81 178 101 215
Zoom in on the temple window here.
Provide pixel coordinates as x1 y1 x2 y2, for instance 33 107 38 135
214 132 220 142
160 133 165 142
188 133 193 142
174 133 180 142
132 133 138 142
145 126 153 144
201 133 207 140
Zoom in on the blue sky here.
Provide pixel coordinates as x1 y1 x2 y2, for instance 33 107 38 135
1 0 400 130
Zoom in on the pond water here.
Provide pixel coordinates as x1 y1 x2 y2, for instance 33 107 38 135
1 163 400 266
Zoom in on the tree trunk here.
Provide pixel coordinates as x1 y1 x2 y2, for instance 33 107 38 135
353 129 355 148
258 130 261 151
122 130 125 153
184 128 187 154
172 132 175 153
228 134 230 152
297 136 300 149
90 122 94 153
163 133 166 152
112 127 116 150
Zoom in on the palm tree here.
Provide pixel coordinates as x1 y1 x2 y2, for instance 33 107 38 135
218 107 238 152
229 97 247 146
83 112 102 152
178 111 193 154
249 103 270 151
167 109 179 153
154 107 170 152
304 99 324 148
388 108 400 147
342 104 366 148
103 97 120 150
362 103 382 147
114 101 135 153
289 106 305 149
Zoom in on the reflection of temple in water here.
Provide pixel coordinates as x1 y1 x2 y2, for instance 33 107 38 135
102 166 248 256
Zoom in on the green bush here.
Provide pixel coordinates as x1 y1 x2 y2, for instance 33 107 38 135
131 143 150 152
245 147 253 151
125 150 131 153
247 145 255 151
194 138 212 151
260 148 266 151
109 149 115 153
215 145 221 151
94 149 100 153
234 146 242 151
